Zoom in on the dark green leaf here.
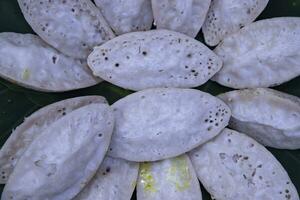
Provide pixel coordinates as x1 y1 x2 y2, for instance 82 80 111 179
0 87 37 147
0 0 33 34
0 0 299 199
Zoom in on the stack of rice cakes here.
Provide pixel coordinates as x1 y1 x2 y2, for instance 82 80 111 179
0 0 299 199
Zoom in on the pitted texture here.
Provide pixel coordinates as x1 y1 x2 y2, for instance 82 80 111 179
189 128 299 200
17 0 115 58
202 0 269 46
0 96 107 184
218 88 300 149
213 17 300 88
74 156 139 200
108 88 231 161
1 104 114 200
88 30 222 91
95 0 153 35
0 33 100 92
137 154 202 200
152 0 211 37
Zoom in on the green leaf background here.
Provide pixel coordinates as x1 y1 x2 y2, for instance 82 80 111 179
0 0 299 198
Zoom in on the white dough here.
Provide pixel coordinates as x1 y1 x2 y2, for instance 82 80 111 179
218 88 300 149
108 88 231 161
94 0 153 35
0 96 107 184
189 128 299 200
0 33 100 92
202 0 269 46
213 17 300 88
74 156 139 200
88 30 222 91
152 0 211 37
137 154 202 200
17 0 115 59
1 104 114 200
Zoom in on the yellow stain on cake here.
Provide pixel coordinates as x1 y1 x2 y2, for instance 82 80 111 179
140 162 157 193
22 68 30 80
167 155 191 191
131 179 137 189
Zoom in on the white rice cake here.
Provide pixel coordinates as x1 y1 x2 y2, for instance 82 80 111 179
213 17 300 88
17 0 115 59
88 30 222 91
189 128 299 200
1 104 114 200
74 156 139 200
94 0 153 35
218 88 300 149
0 96 107 184
202 0 269 46
108 88 231 161
0 33 101 92
137 154 202 200
152 0 211 37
